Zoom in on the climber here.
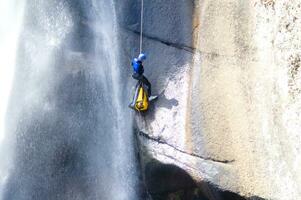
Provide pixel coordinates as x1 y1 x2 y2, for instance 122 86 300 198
131 53 152 96
129 53 158 111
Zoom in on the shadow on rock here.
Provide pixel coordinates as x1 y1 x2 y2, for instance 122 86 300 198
133 140 266 200
143 160 265 200
155 90 179 110
139 90 179 123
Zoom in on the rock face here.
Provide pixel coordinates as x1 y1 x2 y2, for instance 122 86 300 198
120 0 301 199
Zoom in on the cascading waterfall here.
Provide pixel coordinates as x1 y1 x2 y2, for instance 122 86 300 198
0 0 138 199
91 0 139 199
0 0 26 197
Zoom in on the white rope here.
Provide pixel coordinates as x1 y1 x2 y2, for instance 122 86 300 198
139 0 144 54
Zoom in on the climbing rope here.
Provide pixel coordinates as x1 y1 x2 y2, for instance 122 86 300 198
139 0 144 54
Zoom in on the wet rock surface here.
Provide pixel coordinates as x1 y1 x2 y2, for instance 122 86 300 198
121 0 301 199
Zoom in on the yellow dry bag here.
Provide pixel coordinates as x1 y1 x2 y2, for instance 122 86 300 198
135 85 149 111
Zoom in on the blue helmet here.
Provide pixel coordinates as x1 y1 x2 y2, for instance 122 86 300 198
138 53 146 61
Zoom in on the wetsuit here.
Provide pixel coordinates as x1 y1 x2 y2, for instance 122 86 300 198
132 60 151 96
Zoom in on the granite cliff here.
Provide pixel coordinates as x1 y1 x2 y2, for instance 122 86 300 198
119 0 301 199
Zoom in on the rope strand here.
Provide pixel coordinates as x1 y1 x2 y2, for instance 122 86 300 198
139 0 144 54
